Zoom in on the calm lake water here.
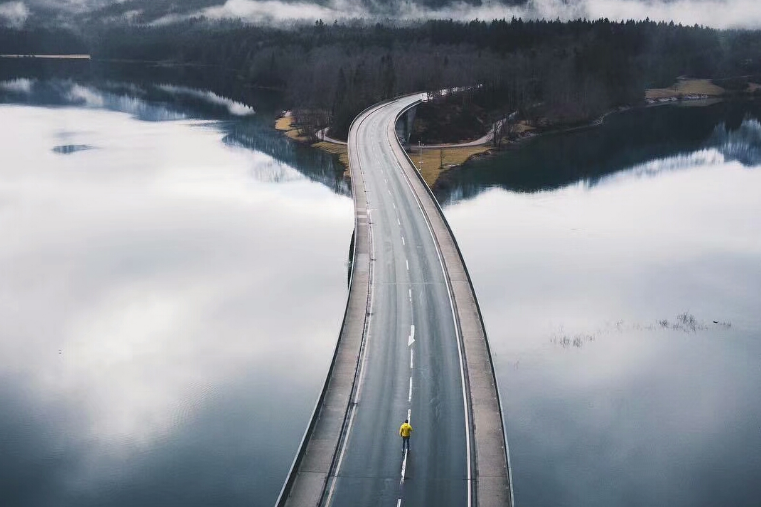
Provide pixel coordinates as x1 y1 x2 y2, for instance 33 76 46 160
0 79 352 507
2 77 760 507
443 101 761 507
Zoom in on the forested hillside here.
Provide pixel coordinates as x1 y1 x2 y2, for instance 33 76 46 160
4 18 761 139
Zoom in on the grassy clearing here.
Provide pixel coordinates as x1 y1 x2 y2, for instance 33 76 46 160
275 115 311 142
274 116 292 131
646 78 725 99
407 146 490 187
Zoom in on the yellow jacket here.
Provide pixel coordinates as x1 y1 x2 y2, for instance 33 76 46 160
399 422 413 438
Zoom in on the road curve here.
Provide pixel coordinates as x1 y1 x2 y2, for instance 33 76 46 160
277 95 512 507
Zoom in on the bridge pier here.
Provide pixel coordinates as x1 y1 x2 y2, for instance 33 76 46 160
395 105 417 145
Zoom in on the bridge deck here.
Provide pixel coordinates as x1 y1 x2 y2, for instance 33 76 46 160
277 96 512 507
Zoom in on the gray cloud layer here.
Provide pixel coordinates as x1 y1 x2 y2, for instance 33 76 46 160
3 0 761 29
158 0 761 29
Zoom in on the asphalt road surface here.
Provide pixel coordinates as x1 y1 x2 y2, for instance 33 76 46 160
325 95 471 507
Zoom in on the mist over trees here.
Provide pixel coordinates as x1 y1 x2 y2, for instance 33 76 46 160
3 17 761 139
3 0 539 27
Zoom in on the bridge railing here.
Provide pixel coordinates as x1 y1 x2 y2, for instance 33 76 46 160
274 98 400 507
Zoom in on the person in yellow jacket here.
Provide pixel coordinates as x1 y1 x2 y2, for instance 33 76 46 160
399 419 413 451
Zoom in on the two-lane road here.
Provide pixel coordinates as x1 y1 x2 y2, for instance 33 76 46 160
277 93 511 507
325 96 471 507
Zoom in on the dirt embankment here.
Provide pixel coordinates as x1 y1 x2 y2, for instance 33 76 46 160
275 114 310 142
276 112 350 175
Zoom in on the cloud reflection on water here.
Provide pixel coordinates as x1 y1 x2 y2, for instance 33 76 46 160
0 103 353 505
446 151 761 506
439 102 761 203
595 118 761 187
0 79 260 122
156 84 255 116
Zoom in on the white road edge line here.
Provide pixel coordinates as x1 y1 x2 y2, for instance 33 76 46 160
323 108 380 507
387 99 474 507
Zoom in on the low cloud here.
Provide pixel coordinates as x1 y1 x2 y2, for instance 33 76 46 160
584 0 761 29
0 1 30 28
154 0 761 29
12 0 761 29
200 0 360 23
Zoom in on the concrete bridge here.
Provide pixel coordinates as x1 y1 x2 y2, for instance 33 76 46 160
276 94 513 507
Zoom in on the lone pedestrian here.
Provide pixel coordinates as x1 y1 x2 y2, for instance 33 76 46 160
399 419 413 452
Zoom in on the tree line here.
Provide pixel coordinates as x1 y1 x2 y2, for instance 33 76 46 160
3 18 761 139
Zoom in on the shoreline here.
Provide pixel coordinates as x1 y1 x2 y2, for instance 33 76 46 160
274 112 492 186
275 113 351 177
274 82 757 188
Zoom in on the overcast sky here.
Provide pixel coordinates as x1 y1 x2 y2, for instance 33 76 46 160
2 0 761 29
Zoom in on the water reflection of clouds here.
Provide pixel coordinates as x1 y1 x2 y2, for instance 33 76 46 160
157 84 255 116
0 105 352 503
447 159 761 506
709 117 761 166
597 148 726 186
595 118 761 188
0 79 187 121
0 77 33 94
506 332 761 507
0 79 259 122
